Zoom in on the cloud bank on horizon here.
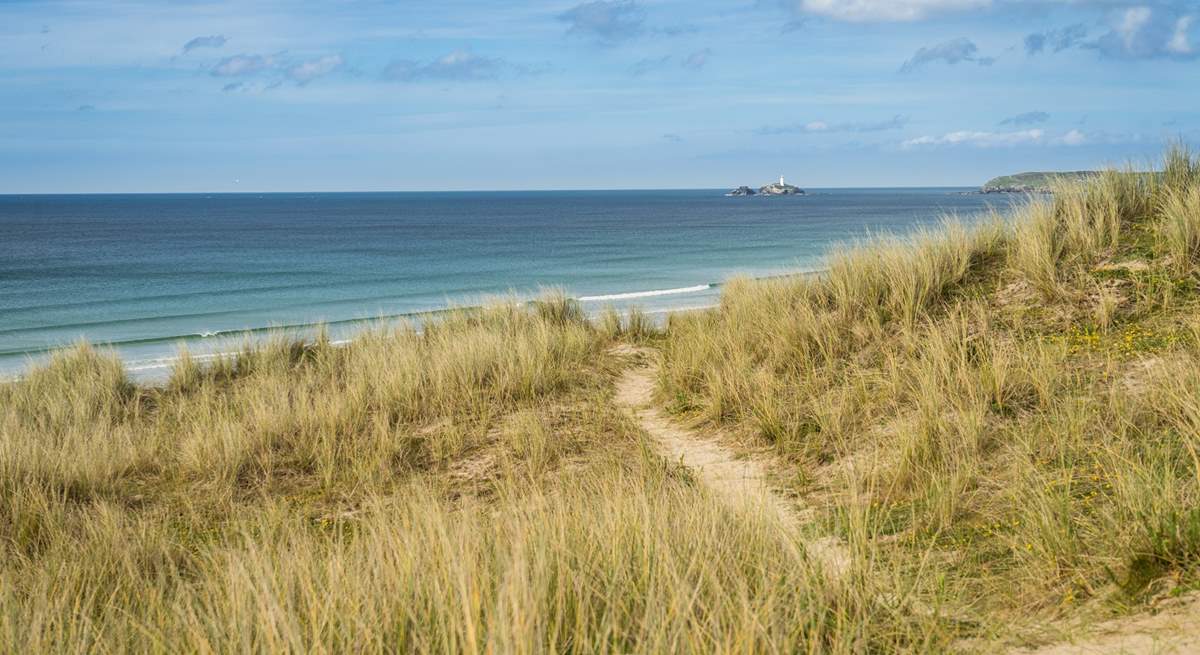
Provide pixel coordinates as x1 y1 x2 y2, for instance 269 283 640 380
0 0 1197 191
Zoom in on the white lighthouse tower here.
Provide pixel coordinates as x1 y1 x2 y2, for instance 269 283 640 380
779 174 785 186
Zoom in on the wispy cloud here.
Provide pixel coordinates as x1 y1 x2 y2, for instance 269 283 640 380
1024 24 1087 55
558 1 644 44
656 23 699 37
1090 7 1198 59
628 55 670 76
1023 9 1198 60
900 37 994 72
211 53 275 77
662 133 683 143
756 115 908 135
287 55 344 84
902 129 1044 148
899 127 1097 148
183 35 227 54
1054 129 1087 146
681 48 712 70
76 104 95 112
384 50 507 82
1168 15 1196 55
794 0 990 23
212 52 343 87
221 80 283 94
998 110 1049 126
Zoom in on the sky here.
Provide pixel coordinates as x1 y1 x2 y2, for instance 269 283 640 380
1 0 1198 192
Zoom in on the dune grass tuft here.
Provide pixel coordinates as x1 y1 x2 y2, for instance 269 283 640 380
6 145 1200 652
657 144 1200 643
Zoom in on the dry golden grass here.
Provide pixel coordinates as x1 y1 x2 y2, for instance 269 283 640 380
0 297 947 653
5 146 1200 652
659 145 1200 647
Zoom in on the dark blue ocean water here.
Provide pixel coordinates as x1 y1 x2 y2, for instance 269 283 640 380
0 189 1007 379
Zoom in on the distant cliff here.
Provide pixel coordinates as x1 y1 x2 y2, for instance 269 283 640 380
981 171 1099 194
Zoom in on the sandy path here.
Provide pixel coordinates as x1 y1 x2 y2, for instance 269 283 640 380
614 346 1200 651
613 346 848 576
1012 594 1200 655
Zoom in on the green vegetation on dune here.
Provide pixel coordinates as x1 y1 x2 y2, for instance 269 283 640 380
982 170 1100 193
661 145 1200 646
2 300 918 653
5 146 1200 652
982 169 1161 194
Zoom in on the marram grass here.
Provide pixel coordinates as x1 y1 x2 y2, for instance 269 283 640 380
5 146 1200 652
659 144 1200 642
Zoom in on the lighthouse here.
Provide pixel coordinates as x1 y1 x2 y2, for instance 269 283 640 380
779 174 785 186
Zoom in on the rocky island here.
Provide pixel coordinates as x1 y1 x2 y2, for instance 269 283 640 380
727 176 805 196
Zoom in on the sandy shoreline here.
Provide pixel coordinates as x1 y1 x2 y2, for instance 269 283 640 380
2 302 722 386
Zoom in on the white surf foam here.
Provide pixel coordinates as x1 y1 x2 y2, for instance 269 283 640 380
125 351 227 373
124 338 358 374
578 284 713 302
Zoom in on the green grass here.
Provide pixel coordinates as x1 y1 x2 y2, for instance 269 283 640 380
1 299 949 653
982 170 1101 193
5 145 1200 652
659 145 1200 645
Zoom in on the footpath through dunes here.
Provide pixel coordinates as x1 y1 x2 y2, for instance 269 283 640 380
615 340 1200 653
612 344 850 578
1012 593 1200 654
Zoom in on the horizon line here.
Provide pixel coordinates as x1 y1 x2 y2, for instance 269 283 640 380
0 184 983 197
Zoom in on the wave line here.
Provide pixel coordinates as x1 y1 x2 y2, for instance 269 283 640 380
578 284 713 302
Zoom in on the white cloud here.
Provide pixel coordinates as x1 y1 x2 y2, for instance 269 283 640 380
287 54 344 84
1054 129 1087 146
1168 15 1195 54
756 115 908 135
384 50 508 82
902 128 1099 148
902 129 1044 148
1091 6 1199 59
211 54 275 77
212 52 343 86
796 0 991 22
1118 7 1153 51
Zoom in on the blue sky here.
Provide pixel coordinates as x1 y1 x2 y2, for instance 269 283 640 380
1 0 1198 192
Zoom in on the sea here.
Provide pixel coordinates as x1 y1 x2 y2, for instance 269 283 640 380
0 189 1012 381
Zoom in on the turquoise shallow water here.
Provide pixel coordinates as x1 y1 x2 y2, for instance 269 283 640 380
0 189 1008 379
